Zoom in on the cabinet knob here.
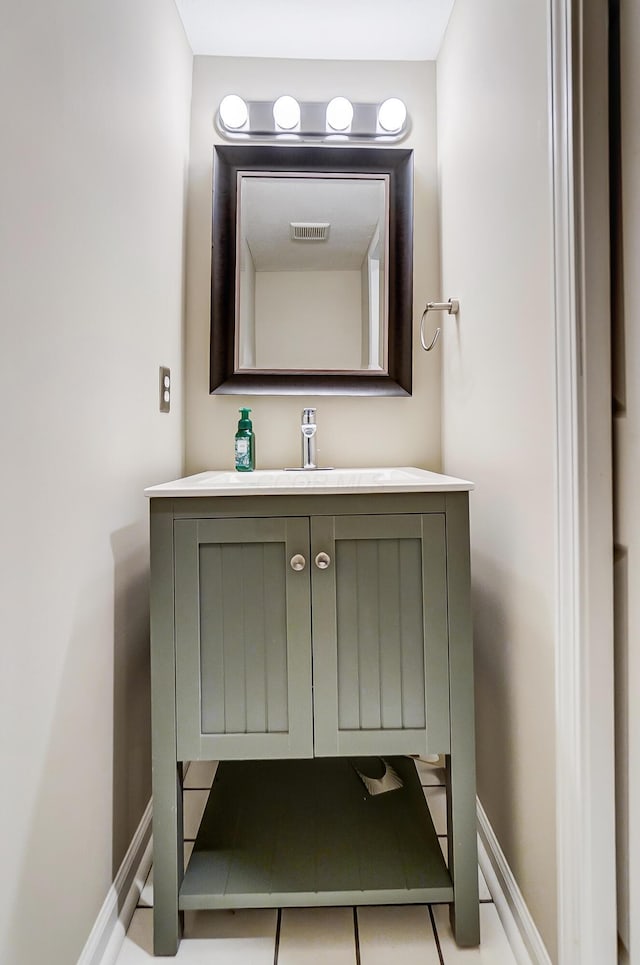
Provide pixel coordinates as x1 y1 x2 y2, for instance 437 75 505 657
290 554 306 571
314 551 331 570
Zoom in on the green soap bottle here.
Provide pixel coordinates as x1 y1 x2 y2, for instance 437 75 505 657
234 407 255 472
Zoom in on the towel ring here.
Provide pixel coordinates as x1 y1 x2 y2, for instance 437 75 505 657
420 298 460 351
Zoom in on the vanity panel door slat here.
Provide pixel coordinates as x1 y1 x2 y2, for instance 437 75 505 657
377 538 404 730
350 537 384 729
174 516 313 760
198 540 286 735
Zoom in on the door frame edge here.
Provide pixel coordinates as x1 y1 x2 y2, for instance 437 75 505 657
549 0 617 961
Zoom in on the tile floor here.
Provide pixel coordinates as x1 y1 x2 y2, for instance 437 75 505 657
116 759 517 964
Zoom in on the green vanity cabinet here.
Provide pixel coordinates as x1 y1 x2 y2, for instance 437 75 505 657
148 485 480 956
173 510 449 762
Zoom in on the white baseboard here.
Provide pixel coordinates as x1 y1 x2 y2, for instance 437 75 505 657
77 799 153 965
477 798 552 965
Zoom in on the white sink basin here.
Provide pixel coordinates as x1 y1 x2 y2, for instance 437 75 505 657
145 467 473 497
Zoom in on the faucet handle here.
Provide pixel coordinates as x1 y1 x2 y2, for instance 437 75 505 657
302 407 316 424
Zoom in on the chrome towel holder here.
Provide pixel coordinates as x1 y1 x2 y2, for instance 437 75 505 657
420 298 460 351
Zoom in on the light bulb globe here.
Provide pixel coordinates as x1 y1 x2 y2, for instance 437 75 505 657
326 97 354 132
273 95 300 131
378 97 407 133
219 94 248 130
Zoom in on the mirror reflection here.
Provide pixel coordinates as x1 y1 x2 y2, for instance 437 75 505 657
236 173 389 373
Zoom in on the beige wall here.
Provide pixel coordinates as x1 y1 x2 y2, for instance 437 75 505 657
184 57 441 473
437 1 557 957
0 2 192 962
615 1 640 958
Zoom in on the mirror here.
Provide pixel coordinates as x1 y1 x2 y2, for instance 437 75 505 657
237 173 388 373
210 145 413 395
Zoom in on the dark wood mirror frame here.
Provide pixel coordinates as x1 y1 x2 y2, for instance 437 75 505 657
210 144 413 396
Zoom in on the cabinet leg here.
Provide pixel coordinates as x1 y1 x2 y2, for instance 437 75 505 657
152 763 184 955
150 501 183 954
444 493 480 947
446 754 480 947
448 901 480 949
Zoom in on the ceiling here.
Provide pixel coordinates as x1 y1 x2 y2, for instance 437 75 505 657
241 176 386 271
173 0 455 61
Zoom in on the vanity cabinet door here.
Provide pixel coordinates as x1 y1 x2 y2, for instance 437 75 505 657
311 514 450 758
174 516 313 760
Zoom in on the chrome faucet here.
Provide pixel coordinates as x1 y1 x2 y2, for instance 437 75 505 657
301 407 318 470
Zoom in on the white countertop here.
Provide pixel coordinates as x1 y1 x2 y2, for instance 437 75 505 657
144 467 473 498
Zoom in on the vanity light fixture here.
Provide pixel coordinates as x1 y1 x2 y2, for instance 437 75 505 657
215 95 409 143
378 98 408 133
326 96 354 132
273 95 301 131
219 94 248 130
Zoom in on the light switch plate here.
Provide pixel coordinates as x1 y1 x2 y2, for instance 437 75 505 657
159 366 170 412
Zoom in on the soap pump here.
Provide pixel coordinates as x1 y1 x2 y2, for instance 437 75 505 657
234 407 255 472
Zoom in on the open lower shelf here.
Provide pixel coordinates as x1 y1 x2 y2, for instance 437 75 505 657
179 756 453 910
